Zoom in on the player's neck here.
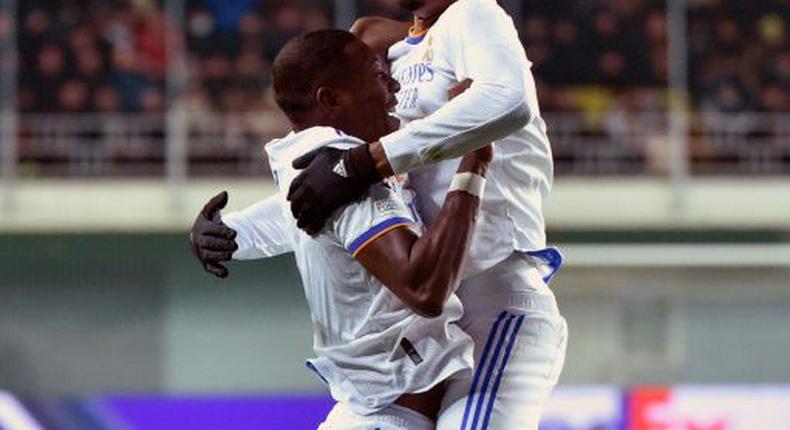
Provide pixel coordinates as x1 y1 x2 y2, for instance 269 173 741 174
289 114 328 134
410 6 446 35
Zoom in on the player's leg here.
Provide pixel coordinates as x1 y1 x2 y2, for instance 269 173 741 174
437 250 569 429
318 402 435 430
437 309 567 430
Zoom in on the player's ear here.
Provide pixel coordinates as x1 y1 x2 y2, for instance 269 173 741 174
315 86 341 110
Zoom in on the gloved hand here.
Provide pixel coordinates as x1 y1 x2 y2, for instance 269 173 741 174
287 144 380 235
189 191 238 278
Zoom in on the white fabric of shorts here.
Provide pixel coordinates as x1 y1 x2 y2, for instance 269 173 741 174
318 402 434 430
436 253 569 430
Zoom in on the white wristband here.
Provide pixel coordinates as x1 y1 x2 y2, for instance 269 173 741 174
448 172 486 198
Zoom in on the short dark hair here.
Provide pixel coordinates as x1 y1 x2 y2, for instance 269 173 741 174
272 29 361 119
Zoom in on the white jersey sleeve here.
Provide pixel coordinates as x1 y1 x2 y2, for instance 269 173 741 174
379 0 533 175
222 195 294 260
331 179 417 257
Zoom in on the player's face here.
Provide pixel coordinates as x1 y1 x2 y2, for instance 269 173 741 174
333 42 401 142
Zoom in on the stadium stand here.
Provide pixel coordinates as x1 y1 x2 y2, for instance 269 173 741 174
7 0 790 176
17 0 789 114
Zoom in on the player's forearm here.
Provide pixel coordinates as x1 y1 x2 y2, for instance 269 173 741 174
374 81 529 176
406 193 479 316
399 156 487 316
222 196 295 260
354 151 488 317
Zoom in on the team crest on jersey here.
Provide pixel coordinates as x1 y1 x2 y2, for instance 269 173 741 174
422 37 434 62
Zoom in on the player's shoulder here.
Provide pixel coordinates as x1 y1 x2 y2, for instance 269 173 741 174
265 127 362 174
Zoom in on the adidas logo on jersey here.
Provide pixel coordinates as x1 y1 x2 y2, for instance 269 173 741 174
332 160 348 178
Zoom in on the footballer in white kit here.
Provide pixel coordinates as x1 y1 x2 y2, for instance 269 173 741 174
192 1 568 428
193 29 501 429
269 127 473 429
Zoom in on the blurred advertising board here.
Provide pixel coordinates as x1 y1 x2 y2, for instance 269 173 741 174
629 385 790 430
99 394 334 430
540 386 625 430
5 386 790 429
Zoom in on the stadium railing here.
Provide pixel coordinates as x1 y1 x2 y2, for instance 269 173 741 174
3 111 789 178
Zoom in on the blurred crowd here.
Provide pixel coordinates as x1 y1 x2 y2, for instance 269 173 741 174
17 0 162 113
525 0 790 115
9 0 790 115
14 0 330 114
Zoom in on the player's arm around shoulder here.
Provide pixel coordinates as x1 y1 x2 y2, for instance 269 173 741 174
354 145 493 318
221 195 295 260
350 16 410 58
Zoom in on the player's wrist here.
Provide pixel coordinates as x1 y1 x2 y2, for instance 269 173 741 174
367 141 395 179
343 144 382 187
448 172 486 199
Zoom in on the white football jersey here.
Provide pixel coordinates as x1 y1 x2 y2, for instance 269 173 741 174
384 0 555 277
265 127 474 415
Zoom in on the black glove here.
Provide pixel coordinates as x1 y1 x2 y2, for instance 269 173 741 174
288 145 380 235
189 191 238 278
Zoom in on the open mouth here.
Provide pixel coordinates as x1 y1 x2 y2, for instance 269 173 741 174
386 114 402 131
386 97 398 112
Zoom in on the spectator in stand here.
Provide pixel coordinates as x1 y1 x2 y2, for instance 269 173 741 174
58 80 90 113
94 85 122 113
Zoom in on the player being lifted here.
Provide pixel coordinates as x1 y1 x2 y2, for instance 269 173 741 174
192 0 567 428
196 29 495 428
